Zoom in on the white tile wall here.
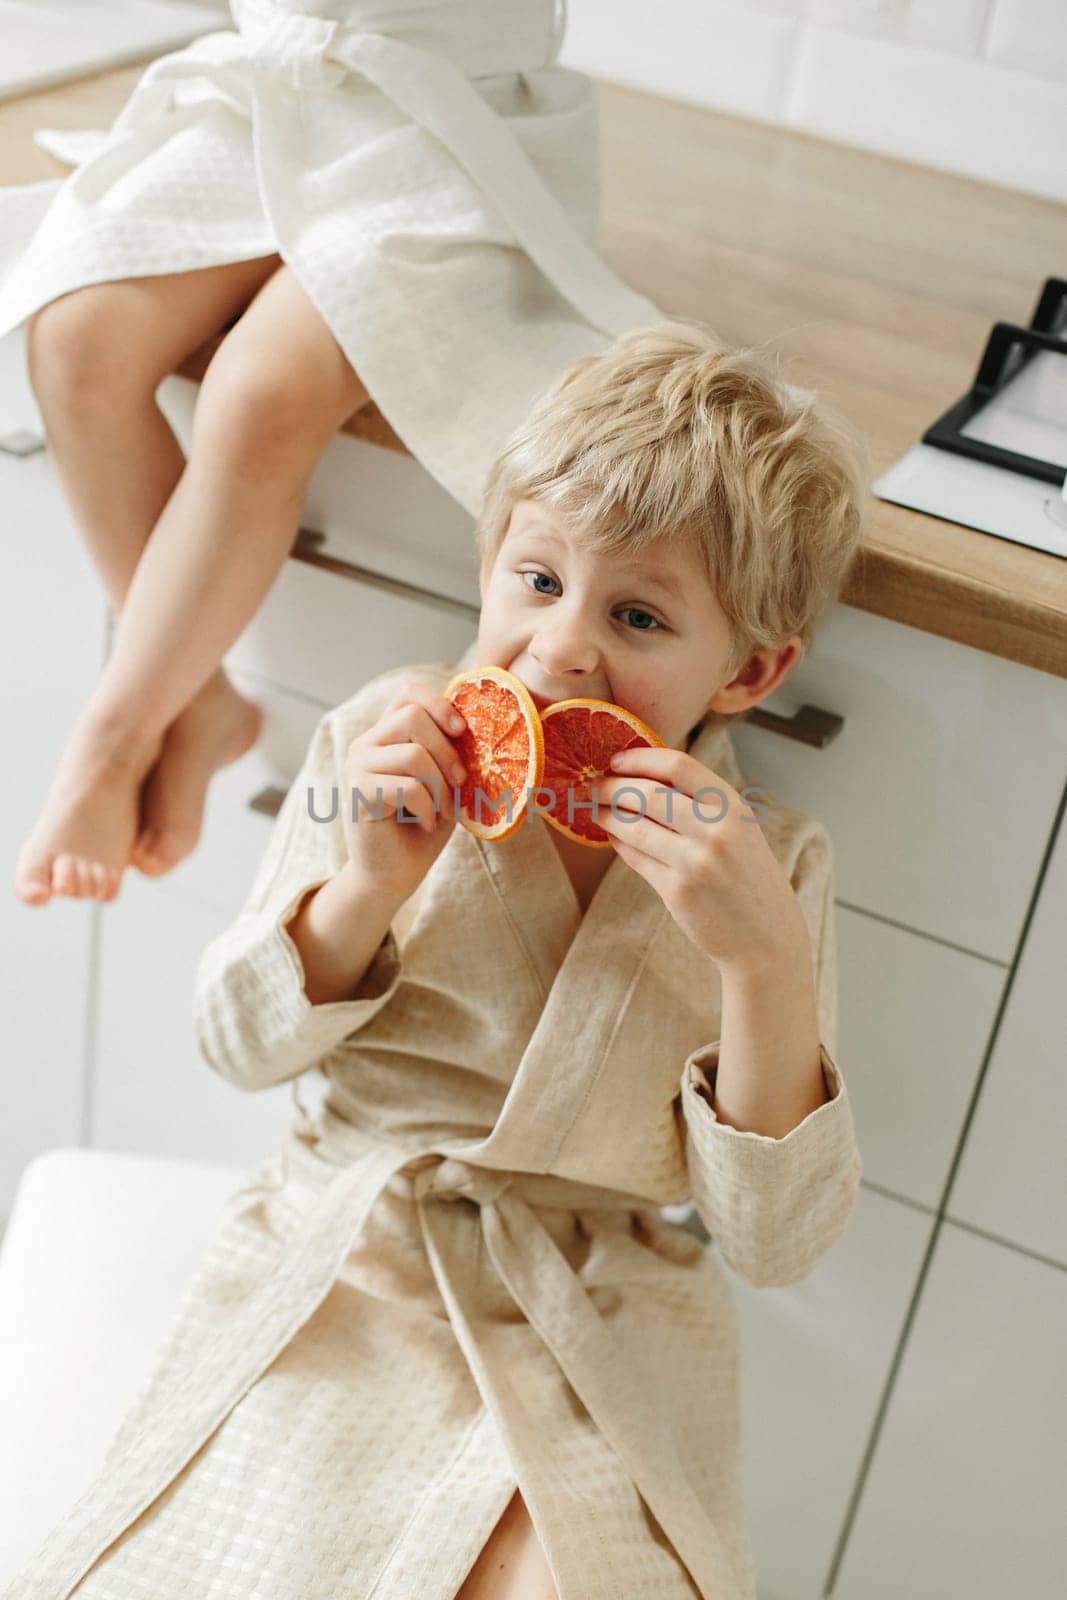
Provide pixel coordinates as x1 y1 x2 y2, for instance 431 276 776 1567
810 0 992 54
560 0 1067 202
785 23 1067 199
987 0 1067 80
558 0 800 124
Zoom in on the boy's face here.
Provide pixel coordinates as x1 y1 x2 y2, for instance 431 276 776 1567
478 499 801 751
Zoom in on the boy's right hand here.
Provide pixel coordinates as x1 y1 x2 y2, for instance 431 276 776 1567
339 682 468 901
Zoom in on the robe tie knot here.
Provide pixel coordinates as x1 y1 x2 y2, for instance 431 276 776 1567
235 1 348 91
409 1154 514 1209
231 0 560 86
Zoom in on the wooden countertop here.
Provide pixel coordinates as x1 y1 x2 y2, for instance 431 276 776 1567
2 63 1065 678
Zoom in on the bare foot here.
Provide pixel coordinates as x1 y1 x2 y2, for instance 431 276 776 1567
130 673 263 877
14 716 163 907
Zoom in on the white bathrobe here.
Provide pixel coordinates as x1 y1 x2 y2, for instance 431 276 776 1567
2 638 862 1600
0 0 663 513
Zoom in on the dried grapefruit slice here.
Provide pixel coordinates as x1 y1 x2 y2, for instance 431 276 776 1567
539 699 665 847
443 665 545 841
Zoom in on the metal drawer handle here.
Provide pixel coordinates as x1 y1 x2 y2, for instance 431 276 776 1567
248 784 288 818
292 526 480 624
744 703 844 748
0 428 46 458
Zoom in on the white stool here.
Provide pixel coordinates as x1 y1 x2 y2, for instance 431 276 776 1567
0 1147 245 1587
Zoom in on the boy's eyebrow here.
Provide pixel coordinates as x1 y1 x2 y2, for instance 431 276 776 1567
517 528 687 604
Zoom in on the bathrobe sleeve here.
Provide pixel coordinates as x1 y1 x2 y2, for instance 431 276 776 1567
192 680 410 1092
676 823 862 1288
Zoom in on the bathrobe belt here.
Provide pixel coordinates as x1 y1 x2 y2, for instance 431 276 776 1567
19 1135 741 1599
76 0 657 345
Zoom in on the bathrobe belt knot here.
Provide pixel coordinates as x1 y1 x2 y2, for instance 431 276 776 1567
231 0 557 89
409 1154 516 1209
240 8 348 92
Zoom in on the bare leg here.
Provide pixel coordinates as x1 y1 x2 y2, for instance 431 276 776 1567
16 257 283 905
455 1490 560 1600
28 257 283 617
15 262 368 905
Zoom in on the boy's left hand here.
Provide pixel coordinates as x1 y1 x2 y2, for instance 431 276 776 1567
596 746 807 978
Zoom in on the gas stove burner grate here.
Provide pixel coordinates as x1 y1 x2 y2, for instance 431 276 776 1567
923 277 1067 491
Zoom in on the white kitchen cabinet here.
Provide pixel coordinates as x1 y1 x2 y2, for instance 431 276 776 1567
734 1186 934 1600
945 792 1067 1267
835 902 1005 1210
92 672 335 1163
92 870 299 1167
730 604 1067 963
0 332 103 1220
831 1220 1067 1600
222 550 477 710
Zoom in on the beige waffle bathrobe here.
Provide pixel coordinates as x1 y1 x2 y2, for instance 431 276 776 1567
0 0 662 514
4 642 862 1600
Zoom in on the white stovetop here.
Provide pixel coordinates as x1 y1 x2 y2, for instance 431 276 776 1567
873 347 1067 562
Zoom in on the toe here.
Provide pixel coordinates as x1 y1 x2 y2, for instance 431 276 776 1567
131 829 164 876
142 835 182 875
14 854 53 906
52 854 80 897
140 825 196 877
88 862 115 901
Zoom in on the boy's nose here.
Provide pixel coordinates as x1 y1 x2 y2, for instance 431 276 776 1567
530 656 603 698
531 626 600 683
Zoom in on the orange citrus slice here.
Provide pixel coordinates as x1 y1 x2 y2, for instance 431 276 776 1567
538 699 665 847
444 665 545 841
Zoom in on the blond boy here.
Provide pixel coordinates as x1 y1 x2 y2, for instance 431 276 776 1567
20 324 869 1600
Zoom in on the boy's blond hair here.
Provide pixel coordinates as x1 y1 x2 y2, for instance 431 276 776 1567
476 321 869 728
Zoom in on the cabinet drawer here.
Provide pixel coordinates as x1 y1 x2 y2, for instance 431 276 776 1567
833 1222 1067 1599
947 793 1067 1266
225 550 477 709
93 871 298 1167
734 1186 932 1599
730 602 1067 961
837 904 1005 1209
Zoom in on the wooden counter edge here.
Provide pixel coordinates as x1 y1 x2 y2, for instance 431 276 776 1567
849 507 1067 680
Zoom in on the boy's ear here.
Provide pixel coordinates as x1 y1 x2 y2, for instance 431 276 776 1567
705 636 804 717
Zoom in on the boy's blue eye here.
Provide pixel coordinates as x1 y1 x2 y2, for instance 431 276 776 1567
623 609 660 632
519 570 663 632
525 571 557 597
